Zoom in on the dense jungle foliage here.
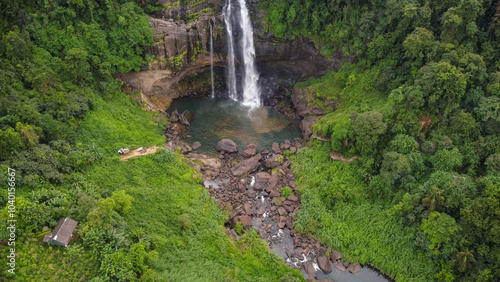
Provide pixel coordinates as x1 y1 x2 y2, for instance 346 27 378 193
263 0 500 281
0 0 302 280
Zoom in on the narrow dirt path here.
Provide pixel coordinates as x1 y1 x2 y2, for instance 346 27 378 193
120 146 161 161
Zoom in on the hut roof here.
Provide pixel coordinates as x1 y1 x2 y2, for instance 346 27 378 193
43 217 78 246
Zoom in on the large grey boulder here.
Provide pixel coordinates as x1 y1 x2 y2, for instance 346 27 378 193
317 255 332 273
348 262 362 274
271 142 280 153
330 249 343 261
255 172 271 183
243 144 257 157
268 174 279 190
305 261 316 280
233 215 252 227
216 139 238 153
231 154 262 177
192 142 201 151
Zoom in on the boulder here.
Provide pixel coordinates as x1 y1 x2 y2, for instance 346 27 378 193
216 139 238 153
287 195 298 202
317 255 332 273
192 142 201 151
256 206 266 215
243 144 258 157
335 264 346 272
179 110 193 125
254 182 264 191
169 110 179 122
247 190 257 198
272 142 280 153
280 142 290 150
238 183 246 192
330 250 343 261
231 154 262 177
237 215 253 227
180 144 192 154
265 154 283 168
278 207 288 216
243 203 252 215
268 175 279 190
348 262 362 274
255 172 271 183
270 190 280 197
305 262 316 280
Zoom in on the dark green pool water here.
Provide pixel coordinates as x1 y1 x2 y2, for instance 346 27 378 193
168 97 301 154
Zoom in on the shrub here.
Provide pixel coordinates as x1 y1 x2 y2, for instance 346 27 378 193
235 221 244 235
178 214 191 230
281 186 293 198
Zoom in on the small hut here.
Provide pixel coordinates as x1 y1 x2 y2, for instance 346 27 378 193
43 218 78 247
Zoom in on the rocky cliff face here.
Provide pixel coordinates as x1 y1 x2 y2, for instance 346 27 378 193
117 0 340 111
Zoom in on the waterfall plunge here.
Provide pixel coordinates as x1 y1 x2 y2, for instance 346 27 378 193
224 0 261 108
224 0 238 101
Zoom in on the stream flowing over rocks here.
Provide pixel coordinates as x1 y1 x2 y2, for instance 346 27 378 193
123 1 389 280
163 110 390 282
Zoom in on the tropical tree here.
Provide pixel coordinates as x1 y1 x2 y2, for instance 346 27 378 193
422 186 445 211
421 211 460 255
350 111 387 154
455 248 476 272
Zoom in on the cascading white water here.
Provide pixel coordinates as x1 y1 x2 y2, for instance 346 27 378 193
223 0 261 108
210 23 215 98
236 0 260 108
224 0 238 101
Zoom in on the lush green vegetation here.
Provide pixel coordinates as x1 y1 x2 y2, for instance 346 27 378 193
0 1 302 280
0 90 302 280
264 0 500 280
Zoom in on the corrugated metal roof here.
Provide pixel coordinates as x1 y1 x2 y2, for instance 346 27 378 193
42 217 78 246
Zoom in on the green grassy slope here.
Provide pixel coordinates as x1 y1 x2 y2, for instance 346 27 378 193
1 83 302 281
292 142 436 281
289 65 436 280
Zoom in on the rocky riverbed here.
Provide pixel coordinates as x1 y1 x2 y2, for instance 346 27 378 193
163 110 390 282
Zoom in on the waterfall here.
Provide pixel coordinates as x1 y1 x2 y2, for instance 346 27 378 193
237 0 260 108
210 23 215 99
224 0 238 101
224 0 261 108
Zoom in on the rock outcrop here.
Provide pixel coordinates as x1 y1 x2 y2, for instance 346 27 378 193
290 85 342 140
